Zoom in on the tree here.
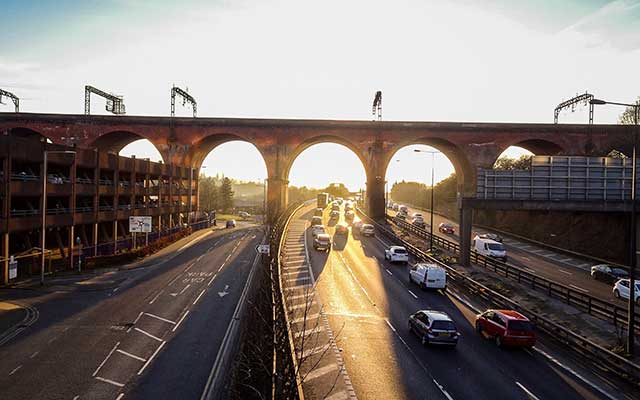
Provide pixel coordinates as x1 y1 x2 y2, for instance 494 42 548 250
198 175 219 211
321 183 351 199
493 154 532 170
619 97 640 125
220 177 234 212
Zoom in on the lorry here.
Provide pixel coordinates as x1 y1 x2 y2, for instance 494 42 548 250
317 192 329 209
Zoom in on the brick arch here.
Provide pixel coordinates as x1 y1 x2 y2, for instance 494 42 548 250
187 133 269 173
6 126 50 142
383 137 476 196
502 138 565 156
88 130 166 162
284 135 368 181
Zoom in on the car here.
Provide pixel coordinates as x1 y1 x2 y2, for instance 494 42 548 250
345 210 355 221
395 212 407 221
352 219 363 230
412 213 423 219
613 279 640 305
329 210 340 219
408 310 460 347
475 309 536 348
313 233 331 251
345 203 353 211
332 203 340 211
313 208 323 217
399 205 409 214
439 223 455 234
473 236 507 262
226 219 236 228
478 232 502 242
238 211 250 219
360 224 375 236
412 218 426 229
311 216 322 226
591 264 628 283
311 225 325 237
409 263 447 290
392 203 399 211
384 246 409 263
335 223 349 235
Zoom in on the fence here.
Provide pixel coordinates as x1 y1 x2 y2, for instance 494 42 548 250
477 155 640 201
358 209 640 385
387 214 640 333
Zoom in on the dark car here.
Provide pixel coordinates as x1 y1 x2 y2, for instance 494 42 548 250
438 223 455 234
591 264 628 284
226 219 236 228
408 310 460 347
475 309 535 348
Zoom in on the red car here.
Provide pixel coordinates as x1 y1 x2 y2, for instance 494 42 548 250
438 222 455 234
475 309 535 348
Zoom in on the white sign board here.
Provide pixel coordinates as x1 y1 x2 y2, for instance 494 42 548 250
256 244 270 255
8 256 17 280
129 216 152 233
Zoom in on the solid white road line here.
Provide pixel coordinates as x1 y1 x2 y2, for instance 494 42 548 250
149 290 163 304
144 312 176 325
93 341 120 377
117 349 147 362
95 376 125 387
207 274 217 286
137 341 166 375
193 289 206 305
134 327 163 342
167 274 182 286
569 284 589 293
178 284 190 295
172 310 190 332
515 381 541 400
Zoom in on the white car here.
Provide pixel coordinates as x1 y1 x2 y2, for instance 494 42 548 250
311 225 326 237
613 279 640 305
384 246 409 264
238 211 250 219
360 224 375 236
412 213 423 219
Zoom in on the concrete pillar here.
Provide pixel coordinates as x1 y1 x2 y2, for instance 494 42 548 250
267 177 288 224
69 225 74 271
459 206 473 267
93 223 98 257
3 233 8 285
113 220 118 254
365 176 386 220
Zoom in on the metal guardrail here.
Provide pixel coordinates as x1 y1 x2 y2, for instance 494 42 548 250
358 209 640 385
388 214 640 333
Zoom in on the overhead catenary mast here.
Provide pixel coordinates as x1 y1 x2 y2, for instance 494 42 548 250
0 88 20 112
554 91 594 124
170 86 197 117
84 85 126 115
372 90 382 121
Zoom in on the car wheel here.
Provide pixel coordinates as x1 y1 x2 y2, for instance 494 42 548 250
475 322 482 334
495 336 503 348
614 289 621 299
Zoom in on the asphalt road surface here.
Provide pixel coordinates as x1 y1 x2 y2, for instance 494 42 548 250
295 203 635 400
390 205 624 304
0 223 263 400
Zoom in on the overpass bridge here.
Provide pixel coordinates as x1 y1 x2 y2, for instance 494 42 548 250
0 112 635 267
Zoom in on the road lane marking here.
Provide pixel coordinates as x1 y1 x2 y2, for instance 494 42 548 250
385 268 393 276
95 376 125 387
197 255 204 262
290 313 321 324
137 341 166 375
303 363 339 382
9 365 22 375
117 349 147 362
185 262 196 272
558 269 572 275
515 381 541 400
62 326 70 332
149 290 163 304
133 312 144 324
293 325 324 338
298 343 331 359
134 327 163 342
218 262 226 272
569 284 589 293
30 351 38 358
116 394 125 400
173 310 190 332
287 276 311 283
193 289 206 305
144 312 176 325
207 274 217 286
375 236 392 248
408 290 418 299
48 336 58 344
73 396 79 400
167 274 182 286
557 257 573 263
289 300 316 311
93 342 120 376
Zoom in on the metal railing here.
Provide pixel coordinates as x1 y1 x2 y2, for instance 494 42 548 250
388 214 640 332
11 173 39 182
358 209 640 385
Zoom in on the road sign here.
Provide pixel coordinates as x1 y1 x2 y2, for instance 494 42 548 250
129 216 152 233
8 256 17 280
256 244 270 255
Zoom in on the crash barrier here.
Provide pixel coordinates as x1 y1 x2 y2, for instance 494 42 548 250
358 209 640 385
389 215 640 334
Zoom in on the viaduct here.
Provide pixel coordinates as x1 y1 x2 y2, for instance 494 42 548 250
0 112 635 265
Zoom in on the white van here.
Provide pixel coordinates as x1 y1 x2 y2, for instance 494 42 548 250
473 236 507 262
409 263 446 290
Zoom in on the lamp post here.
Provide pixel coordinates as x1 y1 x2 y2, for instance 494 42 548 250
414 149 439 251
41 149 76 285
590 98 639 355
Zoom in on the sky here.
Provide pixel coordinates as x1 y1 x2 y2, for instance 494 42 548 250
2 0 639 190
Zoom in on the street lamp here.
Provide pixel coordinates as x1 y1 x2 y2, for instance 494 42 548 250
590 98 639 355
414 149 440 251
41 149 76 285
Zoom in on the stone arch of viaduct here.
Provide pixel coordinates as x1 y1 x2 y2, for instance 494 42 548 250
0 114 635 225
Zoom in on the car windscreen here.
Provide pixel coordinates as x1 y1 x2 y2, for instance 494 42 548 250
508 320 533 331
487 243 505 251
431 320 456 330
394 248 407 254
612 268 628 275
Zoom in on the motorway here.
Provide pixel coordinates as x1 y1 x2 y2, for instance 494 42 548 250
0 223 263 400
389 205 624 304
294 203 635 400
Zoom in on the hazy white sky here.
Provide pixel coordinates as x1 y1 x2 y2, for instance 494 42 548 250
2 0 639 189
